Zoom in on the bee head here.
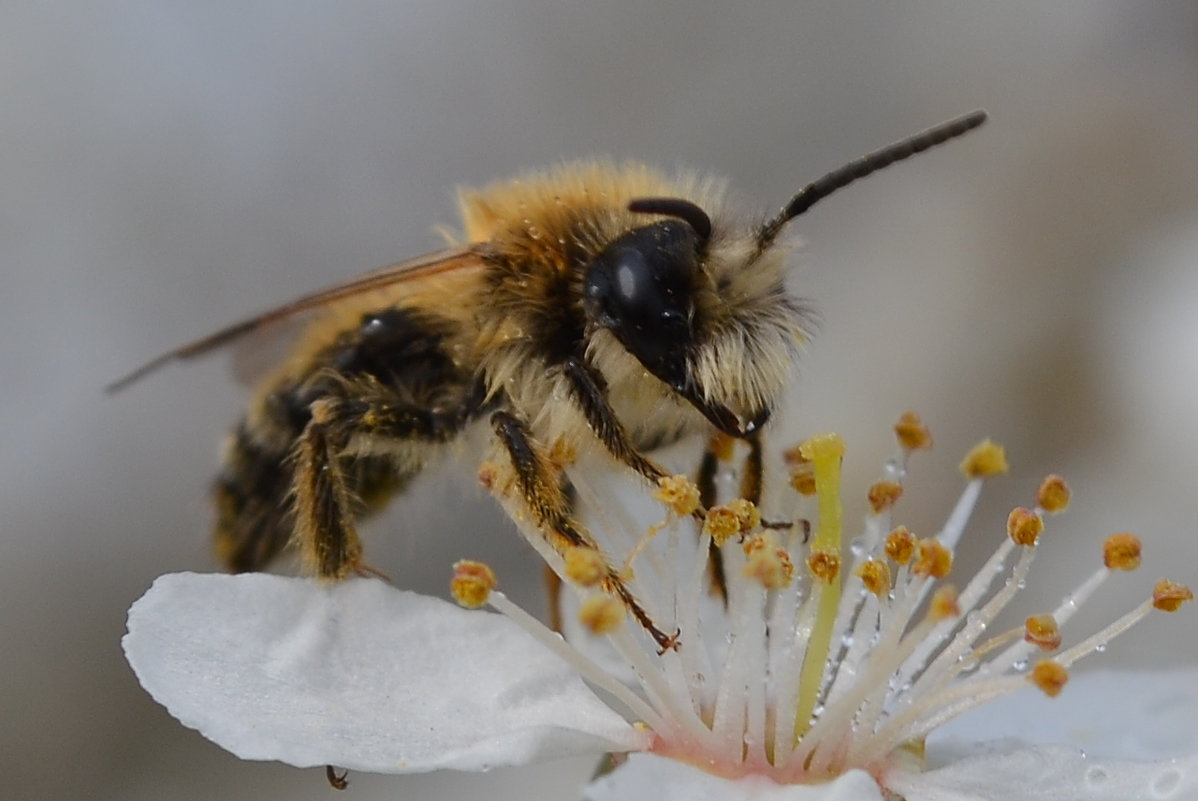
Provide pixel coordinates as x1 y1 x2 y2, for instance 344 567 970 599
583 111 987 439
583 196 788 439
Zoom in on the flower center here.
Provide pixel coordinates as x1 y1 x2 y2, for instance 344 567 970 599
452 411 1192 785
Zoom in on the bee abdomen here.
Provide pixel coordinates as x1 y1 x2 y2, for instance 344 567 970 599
212 422 295 573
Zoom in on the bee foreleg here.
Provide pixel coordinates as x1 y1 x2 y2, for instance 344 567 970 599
490 411 679 652
561 357 701 517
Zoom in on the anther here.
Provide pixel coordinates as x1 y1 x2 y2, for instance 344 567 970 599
578 594 625 635
744 534 794 589
885 526 917 564
1024 614 1062 650
564 546 606 587
959 439 1009 479
807 549 841 584
450 560 497 608
856 559 892 596
894 411 933 451
704 505 744 546
1030 660 1070 697
1036 474 1071 514
913 539 952 579
1103 533 1142 571
1007 507 1044 547
1152 579 1194 612
929 585 960 621
868 481 903 514
654 475 701 517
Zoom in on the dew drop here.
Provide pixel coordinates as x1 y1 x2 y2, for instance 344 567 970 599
1095 642 1107 653
850 538 866 557
1016 579 1027 590
841 634 854 647
1012 659 1029 672
884 458 906 480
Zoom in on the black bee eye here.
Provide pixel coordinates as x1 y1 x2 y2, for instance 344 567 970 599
583 220 698 391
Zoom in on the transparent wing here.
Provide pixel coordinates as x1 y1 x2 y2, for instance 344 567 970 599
107 245 491 393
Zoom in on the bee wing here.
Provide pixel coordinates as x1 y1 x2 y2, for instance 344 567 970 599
106 245 491 393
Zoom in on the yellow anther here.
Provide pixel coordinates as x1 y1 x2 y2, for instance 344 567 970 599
856 559 892 596
450 560 497 608
477 461 500 492
913 539 953 579
578 594 624 635
1152 579 1194 612
1103 533 1142 571
1007 507 1044 547
1030 660 1070 697
653 474 701 517
789 466 817 496
783 443 810 468
867 481 904 514
959 439 1009 479
807 549 841 584
744 537 794 589
703 505 742 546
929 585 960 621
894 410 933 451
563 546 605 586
1024 614 1062 650
727 498 762 532
885 526 917 565
1036 474 1071 514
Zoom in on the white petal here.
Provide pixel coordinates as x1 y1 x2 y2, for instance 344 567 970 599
886 744 1198 801
585 753 885 801
930 669 1198 762
124 572 647 773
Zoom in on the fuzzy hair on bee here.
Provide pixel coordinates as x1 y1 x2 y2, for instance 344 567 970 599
111 111 987 651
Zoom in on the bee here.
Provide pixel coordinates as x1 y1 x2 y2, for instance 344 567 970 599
111 111 986 650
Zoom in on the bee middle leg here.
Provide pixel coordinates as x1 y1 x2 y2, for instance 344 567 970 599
490 411 678 652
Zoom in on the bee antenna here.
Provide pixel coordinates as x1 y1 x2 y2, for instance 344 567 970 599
628 197 712 246
757 110 988 249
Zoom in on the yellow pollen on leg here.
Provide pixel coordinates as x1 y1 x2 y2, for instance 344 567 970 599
1024 614 1062 650
1007 507 1045 546
1036 474 1071 513
564 546 606 586
653 474 701 517
578 594 625 635
1030 660 1070 697
1152 579 1194 612
1103 533 1142 571
894 410 933 451
450 560 497 608
959 439 1009 479
868 481 904 514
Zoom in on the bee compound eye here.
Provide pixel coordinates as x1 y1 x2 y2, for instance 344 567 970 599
583 221 697 386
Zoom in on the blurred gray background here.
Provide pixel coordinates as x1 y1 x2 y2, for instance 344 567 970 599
4 2 1197 799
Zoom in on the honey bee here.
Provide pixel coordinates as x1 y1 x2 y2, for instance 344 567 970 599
111 111 986 649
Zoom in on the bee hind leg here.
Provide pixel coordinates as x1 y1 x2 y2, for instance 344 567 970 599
490 411 679 652
290 382 471 580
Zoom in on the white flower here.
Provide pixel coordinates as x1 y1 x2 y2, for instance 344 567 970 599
123 414 1195 799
